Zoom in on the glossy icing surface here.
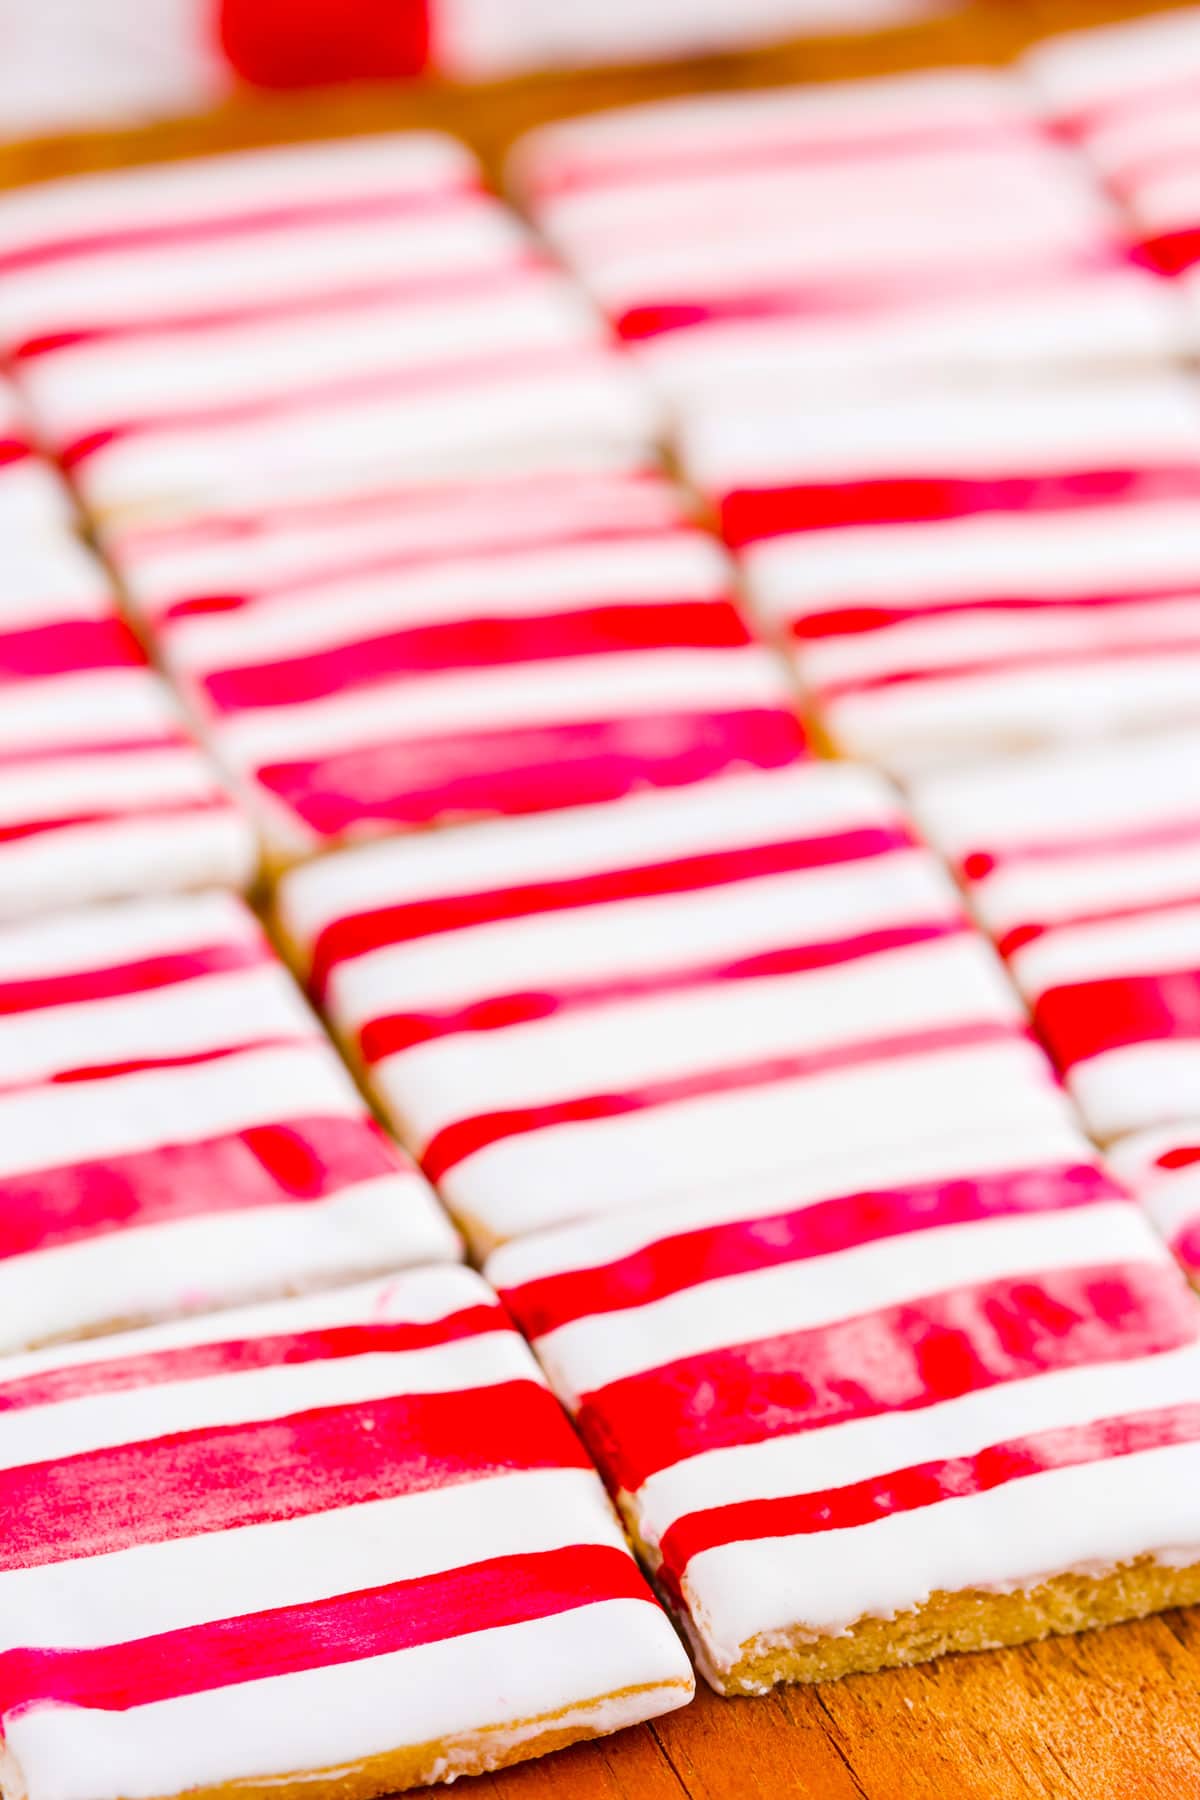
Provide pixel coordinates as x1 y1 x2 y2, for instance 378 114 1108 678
108 465 806 857
915 730 1200 1144
509 68 1176 409
277 763 1067 1253
0 1267 693 1800
490 1139 1200 1688
679 372 1200 774
0 889 458 1350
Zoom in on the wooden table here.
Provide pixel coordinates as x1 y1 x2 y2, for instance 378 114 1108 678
5 4 1200 1790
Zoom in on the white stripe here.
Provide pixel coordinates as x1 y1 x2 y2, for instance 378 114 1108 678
0 889 256 981
486 1117 1102 1290
0 1172 460 1355
0 668 181 752
0 1329 532 1472
0 812 255 925
0 744 223 825
6 1599 688 1800
1070 1042 1200 1143
0 1466 623 1650
381 932 1021 1141
535 1202 1160 1399
1011 906 1200 993
434 1040 1075 1251
684 1441 1200 1670
0 1039 367 1180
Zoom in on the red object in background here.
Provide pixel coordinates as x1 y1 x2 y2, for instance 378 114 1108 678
218 0 433 86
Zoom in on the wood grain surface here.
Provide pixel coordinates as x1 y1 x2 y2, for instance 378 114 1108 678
4 3 1200 1791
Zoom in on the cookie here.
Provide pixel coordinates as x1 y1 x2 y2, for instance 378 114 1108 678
0 888 457 1350
0 1267 694 1800
490 1140 1200 1690
107 463 805 863
276 762 1068 1255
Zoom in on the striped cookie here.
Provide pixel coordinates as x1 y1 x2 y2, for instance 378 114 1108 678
0 888 457 1351
276 763 1071 1254
0 1267 693 1800
491 1142 1200 1690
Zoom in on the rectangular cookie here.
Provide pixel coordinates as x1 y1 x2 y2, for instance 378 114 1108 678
678 370 1200 775
0 889 458 1350
0 1267 694 1800
490 1138 1200 1691
914 730 1200 1143
509 68 1176 410
105 462 805 863
0 135 655 523
1026 9 1200 331
276 762 1071 1255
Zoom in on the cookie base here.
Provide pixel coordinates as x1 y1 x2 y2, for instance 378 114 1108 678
692 1555 1200 1694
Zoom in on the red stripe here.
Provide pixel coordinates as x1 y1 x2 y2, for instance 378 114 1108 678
1158 1145 1200 1171
0 182 482 280
1139 226 1200 276
0 938 267 1017
579 1259 1196 1492
528 119 1037 201
0 1304 502 1414
11 254 549 360
0 1112 409 1262
0 437 32 469
1034 970 1200 1072
310 819 907 1000
160 521 687 619
0 616 144 684
499 1161 1127 1341
259 707 807 847
959 812 1200 883
791 583 1200 643
59 343 618 470
0 794 233 849
617 246 1135 346
219 0 433 88
23 1033 306 1093
817 632 1200 703
0 1379 590 1570
720 467 1200 549
360 918 966 1063
0 1544 649 1719
658 1401 1200 1586
203 599 753 713
420 1019 1033 1184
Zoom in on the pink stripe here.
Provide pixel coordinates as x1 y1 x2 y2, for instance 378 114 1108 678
159 521 686 619
10 253 549 360
1055 75 1200 141
498 1161 1126 1341
617 246 1137 345
791 582 1200 642
580 1259 1196 1492
959 812 1200 883
720 466 1200 550
0 1304 502 1414
420 1019 1034 1183
817 632 1200 703
360 918 966 1063
60 343 621 470
258 707 807 843
0 617 142 685
658 1401 1200 1586
0 1112 410 1262
532 118 1039 200
0 1545 651 1718
0 182 484 280
1 1379 591 1570
202 598 753 713
0 794 233 849
0 731 190 769
0 937 267 1016
309 819 911 1000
